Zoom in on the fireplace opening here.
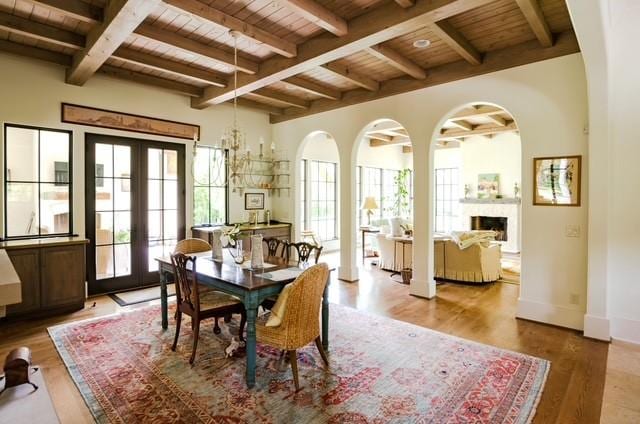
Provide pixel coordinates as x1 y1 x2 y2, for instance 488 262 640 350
470 216 508 241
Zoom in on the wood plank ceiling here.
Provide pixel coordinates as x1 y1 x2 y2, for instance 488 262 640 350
0 0 579 123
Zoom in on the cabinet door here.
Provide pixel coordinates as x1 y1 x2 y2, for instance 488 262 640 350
6 249 41 315
41 245 86 308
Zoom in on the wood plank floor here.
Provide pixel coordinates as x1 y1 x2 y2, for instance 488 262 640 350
0 255 608 423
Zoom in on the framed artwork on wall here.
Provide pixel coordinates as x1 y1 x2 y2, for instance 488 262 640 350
477 173 500 198
244 193 265 210
533 155 581 206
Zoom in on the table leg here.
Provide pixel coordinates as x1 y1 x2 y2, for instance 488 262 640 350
322 276 329 350
244 294 259 388
160 270 168 330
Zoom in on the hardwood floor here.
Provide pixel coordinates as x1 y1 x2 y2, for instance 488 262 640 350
0 252 607 423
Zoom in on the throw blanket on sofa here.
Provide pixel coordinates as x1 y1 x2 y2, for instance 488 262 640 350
450 231 497 250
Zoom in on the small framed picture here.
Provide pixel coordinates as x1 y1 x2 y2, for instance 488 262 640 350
245 193 265 210
533 155 581 206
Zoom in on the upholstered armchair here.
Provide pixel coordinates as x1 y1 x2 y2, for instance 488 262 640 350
434 239 502 283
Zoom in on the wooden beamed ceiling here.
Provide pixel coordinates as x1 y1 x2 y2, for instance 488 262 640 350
0 0 579 121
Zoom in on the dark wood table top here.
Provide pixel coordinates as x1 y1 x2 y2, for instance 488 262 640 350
156 251 303 291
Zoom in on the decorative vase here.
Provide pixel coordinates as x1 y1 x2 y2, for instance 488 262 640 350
250 234 264 269
212 229 223 262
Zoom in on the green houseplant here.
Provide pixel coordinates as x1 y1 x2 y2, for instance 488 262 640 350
386 168 412 219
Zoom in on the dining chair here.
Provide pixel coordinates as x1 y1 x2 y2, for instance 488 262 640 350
170 253 247 364
256 263 330 391
289 242 324 266
263 237 289 263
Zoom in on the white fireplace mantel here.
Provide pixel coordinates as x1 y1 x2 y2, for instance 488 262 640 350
460 201 521 253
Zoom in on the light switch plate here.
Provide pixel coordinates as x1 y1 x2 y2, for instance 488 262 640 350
565 224 581 238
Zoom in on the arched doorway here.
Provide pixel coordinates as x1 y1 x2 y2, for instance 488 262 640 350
295 131 340 252
429 103 521 297
352 119 413 281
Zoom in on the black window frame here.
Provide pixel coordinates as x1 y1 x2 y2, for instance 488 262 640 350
3 123 74 241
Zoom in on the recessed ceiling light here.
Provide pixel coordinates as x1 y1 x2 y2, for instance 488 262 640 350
413 39 431 48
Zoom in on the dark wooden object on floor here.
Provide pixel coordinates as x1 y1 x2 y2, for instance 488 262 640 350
192 223 292 251
0 347 37 395
0 238 88 319
170 253 247 364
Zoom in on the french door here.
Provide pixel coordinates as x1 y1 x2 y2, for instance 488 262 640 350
85 134 185 295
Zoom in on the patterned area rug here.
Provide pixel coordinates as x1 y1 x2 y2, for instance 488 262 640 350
49 304 549 423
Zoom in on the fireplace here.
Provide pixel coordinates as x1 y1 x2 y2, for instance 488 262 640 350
470 216 508 241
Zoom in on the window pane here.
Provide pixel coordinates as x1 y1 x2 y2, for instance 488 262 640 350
194 147 210 184
163 180 178 210
95 212 113 245
40 131 70 183
40 183 70 234
148 148 162 179
164 210 177 240
6 127 38 182
164 150 178 180
148 180 162 210
113 145 131 178
114 212 131 244
210 188 225 224
95 144 113 178
193 187 209 225
114 244 131 277
6 183 38 237
148 211 162 240
96 178 113 212
114 178 131 211
96 246 114 280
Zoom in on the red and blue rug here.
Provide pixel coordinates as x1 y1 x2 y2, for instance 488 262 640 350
49 304 549 423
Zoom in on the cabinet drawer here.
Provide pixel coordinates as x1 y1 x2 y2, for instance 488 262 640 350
255 227 291 239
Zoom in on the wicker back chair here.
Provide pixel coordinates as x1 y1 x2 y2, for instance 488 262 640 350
170 253 246 364
289 242 323 266
257 262 330 390
174 238 211 254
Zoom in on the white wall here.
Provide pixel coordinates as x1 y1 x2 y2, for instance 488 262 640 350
460 133 521 198
357 142 412 170
0 52 274 240
273 53 589 332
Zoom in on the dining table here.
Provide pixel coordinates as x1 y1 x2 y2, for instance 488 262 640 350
155 250 331 388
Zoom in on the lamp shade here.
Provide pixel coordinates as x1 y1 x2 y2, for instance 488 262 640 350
361 196 379 210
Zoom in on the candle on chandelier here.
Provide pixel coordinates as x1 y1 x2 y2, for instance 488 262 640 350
271 142 276 152
259 136 264 145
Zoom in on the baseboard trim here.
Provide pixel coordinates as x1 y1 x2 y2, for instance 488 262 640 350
516 298 584 331
583 314 611 341
338 266 359 282
611 316 640 345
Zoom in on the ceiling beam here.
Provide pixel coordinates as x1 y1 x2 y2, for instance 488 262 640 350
395 0 416 8
99 64 202 96
365 133 392 142
66 0 161 85
163 0 296 58
134 23 258 74
112 47 227 87
449 120 474 131
270 29 579 123
440 122 517 139
369 137 411 147
448 105 504 120
0 11 85 50
322 62 379 91
277 0 348 37
485 114 507 126
248 89 310 109
193 0 497 108
515 0 553 47
430 20 482 65
372 128 409 137
402 145 413 153
235 98 284 115
0 38 71 66
283 77 341 100
366 44 426 79
28 0 102 24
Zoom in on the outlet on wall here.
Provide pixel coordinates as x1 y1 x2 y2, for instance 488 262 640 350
565 224 581 238
569 293 580 305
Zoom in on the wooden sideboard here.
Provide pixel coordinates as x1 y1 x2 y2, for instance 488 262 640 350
192 223 292 250
0 237 89 319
